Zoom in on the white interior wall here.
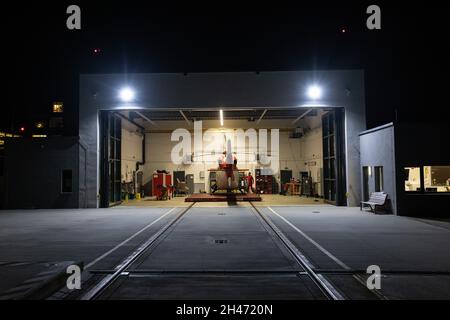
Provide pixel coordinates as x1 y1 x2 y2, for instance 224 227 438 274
278 132 301 179
121 128 143 183
143 130 283 191
297 111 324 195
141 115 324 195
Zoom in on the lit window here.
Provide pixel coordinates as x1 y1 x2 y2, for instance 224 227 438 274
32 135 47 138
424 166 450 193
404 167 421 192
53 102 64 113
0 140 4 146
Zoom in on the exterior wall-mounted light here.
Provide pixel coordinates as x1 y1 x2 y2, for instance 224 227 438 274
307 85 323 100
119 87 136 102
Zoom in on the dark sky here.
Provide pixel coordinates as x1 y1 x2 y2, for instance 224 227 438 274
2 1 449 135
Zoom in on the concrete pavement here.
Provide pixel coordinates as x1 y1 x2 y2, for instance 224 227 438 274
0 205 449 299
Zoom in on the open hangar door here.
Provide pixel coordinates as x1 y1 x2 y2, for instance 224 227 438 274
99 110 145 208
321 108 346 205
99 107 347 207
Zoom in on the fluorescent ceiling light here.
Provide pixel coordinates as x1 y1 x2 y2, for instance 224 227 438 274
219 109 224 126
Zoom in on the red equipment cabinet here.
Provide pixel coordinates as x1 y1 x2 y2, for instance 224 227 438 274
165 174 172 186
152 172 173 199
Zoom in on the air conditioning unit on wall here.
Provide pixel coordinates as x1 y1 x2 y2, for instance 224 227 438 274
290 127 305 139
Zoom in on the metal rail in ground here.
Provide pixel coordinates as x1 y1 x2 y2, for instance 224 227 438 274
79 203 195 300
249 202 346 300
255 204 388 300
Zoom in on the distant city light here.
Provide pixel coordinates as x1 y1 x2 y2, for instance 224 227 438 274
35 122 45 129
0 132 20 138
119 87 136 102
307 85 323 100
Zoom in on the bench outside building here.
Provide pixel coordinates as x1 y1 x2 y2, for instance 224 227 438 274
360 192 388 214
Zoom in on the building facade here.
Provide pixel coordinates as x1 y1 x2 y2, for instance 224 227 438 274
79 70 366 208
360 123 450 217
2 137 86 209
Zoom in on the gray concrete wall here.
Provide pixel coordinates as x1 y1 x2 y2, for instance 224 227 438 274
360 123 397 214
0 152 4 209
80 70 366 207
79 142 88 208
3 137 80 209
0 177 4 209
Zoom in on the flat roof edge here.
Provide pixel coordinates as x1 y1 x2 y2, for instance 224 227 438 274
80 69 365 77
359 122 394 136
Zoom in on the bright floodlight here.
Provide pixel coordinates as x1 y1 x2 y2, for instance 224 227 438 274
119 87 135 102
307 85 322 100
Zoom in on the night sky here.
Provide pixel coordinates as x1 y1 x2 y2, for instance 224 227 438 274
2 1 449 135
